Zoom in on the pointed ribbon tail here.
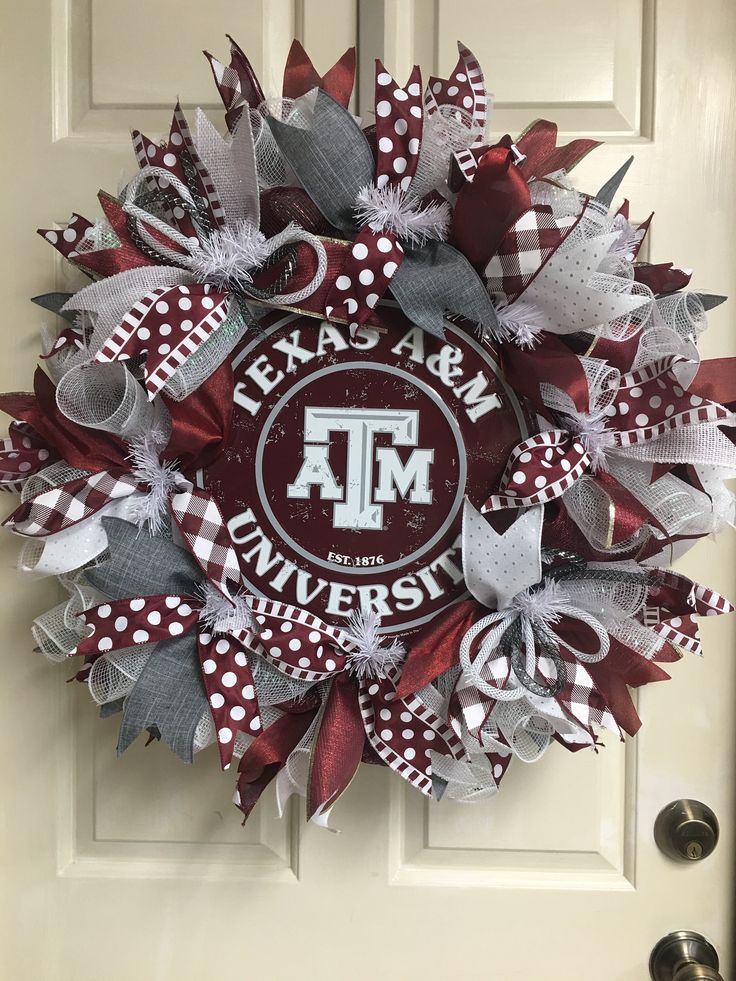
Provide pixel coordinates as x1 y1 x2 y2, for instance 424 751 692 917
117 634 208 763
324 227 404 328
390 241 501 340
267 90 374 233
585 638 670 737
646 570 734 658
515 119 601 180
307 675 364 819
396 599 480 698
197 631 261 769
360 671 467 798
283 40 356 108
236 706 319 821
481 431 590 512
169 487 242 602
4 472 140 537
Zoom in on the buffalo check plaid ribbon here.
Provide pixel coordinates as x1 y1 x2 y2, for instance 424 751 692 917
4 471 141 536
485 205 581 302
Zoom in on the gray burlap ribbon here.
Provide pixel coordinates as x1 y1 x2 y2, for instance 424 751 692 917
85 518 206 761
268 90 500 339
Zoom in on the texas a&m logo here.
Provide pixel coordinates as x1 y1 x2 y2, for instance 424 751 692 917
202 315 527 631
286 407 433 531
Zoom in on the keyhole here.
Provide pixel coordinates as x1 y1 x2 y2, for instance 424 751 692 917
686 841 703 860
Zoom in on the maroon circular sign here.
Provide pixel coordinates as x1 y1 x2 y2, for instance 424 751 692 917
201 313 528 633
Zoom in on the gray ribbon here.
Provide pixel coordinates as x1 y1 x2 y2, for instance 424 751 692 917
391 243 502 340
116 635 207 762
267 90 373 234
268 91 500 340
31 292 77 323
85 517 207 761
85 517 202 599
596 156 633 208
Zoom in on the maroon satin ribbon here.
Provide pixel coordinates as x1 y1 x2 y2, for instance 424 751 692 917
451 146 531 271
500 334 591 416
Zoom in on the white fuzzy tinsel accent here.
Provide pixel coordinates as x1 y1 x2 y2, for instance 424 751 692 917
562 411 616 472
510 580 565 627
188 219 271 290
127 431 180 535
198 582 254 634
354 184 450 246
496 298 545 350
343 610 406 680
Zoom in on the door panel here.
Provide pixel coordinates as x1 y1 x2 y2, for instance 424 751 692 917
1 2 734 978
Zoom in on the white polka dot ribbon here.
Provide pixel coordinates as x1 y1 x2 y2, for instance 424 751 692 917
482 430 591 512
70 593 261 769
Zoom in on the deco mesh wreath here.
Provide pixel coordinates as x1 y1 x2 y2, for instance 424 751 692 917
4 37 735 824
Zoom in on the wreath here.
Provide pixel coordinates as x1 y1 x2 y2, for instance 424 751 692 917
3 36 734 825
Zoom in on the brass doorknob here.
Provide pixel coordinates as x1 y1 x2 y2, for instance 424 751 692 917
650 931 723 981
653 800 719 861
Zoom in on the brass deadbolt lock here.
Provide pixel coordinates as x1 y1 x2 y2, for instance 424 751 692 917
654 800 719 862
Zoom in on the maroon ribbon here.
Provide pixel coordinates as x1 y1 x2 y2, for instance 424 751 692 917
515 120 601 180
633 262 692 296
0 368 127 472
396 599 481 698
585 638 669 736
451 146 531 271
0 362 232 480
282 40 356 108
500 334 591 416
236 704 319 821
163 359 234 472
307 675 365 819
690 357 736 410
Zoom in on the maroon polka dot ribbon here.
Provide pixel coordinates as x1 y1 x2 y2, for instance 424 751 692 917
611 356 731 444
131 103 226 234
482 430 590 511
94 283 229 399
71 594 260 769
242 597 468 798
0 423 57 492
323 61 424 331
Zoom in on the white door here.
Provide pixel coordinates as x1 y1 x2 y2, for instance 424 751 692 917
1 2 734 978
